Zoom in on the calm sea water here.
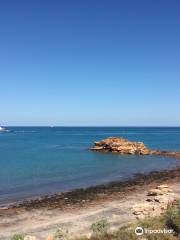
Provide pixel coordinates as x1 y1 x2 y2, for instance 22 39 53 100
0 127 180 205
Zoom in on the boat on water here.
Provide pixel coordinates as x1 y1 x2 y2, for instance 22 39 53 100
0 126 9 132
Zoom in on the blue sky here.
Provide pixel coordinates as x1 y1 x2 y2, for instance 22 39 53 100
0 0 180 126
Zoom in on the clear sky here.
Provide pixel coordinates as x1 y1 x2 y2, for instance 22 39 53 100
0 0 180 126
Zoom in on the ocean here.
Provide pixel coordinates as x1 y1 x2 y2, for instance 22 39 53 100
0 127 179 206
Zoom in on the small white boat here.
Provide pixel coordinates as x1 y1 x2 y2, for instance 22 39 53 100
0 126 9 132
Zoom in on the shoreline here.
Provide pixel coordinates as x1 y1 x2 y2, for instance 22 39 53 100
1 166 180 211
0 167 180 239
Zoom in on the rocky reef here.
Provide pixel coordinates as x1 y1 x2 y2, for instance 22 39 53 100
90 137 180 158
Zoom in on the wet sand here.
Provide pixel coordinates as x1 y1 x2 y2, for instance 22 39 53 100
0 167 180 240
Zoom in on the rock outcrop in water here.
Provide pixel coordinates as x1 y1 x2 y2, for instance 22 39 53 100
90 137 180 158
90 137 150 155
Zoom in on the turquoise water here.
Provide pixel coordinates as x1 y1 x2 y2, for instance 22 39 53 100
0 127 179 205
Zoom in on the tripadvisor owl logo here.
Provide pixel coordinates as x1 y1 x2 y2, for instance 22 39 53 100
135 226 144 235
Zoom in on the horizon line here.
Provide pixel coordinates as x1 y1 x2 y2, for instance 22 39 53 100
3 125 180 128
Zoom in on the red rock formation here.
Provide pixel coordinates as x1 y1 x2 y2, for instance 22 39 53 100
90 137 180 158
90 137 150 155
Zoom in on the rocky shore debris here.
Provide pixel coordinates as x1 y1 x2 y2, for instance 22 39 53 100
147 184 172 196
24 236 37 240
90 137 180 158
132 184 176 219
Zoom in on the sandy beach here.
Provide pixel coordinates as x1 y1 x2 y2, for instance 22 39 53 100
0 167 179 240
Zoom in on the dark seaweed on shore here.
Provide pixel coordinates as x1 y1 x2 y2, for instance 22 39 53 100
4 167 179 211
